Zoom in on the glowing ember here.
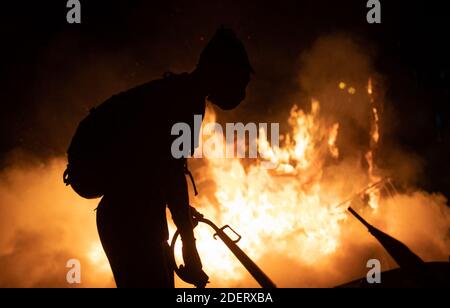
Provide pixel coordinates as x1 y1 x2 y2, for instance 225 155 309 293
365 78 382 210
368 78 373 95
371 107 380 144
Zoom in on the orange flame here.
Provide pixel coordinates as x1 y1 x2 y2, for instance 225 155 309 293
169 97 379 285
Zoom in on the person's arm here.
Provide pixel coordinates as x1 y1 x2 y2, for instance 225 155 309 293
167 164 196 239
167 164 208 287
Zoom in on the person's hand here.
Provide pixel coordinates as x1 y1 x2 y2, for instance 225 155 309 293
180 241 209 288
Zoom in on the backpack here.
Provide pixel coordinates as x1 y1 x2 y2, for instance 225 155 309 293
63 96 123 199
63 74 189 199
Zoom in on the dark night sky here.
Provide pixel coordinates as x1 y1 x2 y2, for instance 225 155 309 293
0 1 449 194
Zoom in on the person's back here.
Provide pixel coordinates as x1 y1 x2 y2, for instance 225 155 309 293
98 72 204 236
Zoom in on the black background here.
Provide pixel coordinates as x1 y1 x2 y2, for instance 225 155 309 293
0 0 449 196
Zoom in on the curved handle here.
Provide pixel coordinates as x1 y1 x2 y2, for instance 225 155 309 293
213 225 242 243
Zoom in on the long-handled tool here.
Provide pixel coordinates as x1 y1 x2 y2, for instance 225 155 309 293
339 178 425 269
169 206 277 288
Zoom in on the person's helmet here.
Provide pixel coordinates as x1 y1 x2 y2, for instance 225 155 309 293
198 27 254 74
197 27 254 110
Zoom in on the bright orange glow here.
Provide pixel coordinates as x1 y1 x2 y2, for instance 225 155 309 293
170 97 386 285
87 242 111 273
371 107 380 144
2 81 449 288
368 78 373 95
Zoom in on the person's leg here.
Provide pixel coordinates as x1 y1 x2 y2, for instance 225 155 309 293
96 195 174 288
163 241 175 288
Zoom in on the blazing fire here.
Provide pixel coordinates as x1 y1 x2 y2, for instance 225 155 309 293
168 78 416 287
1 78 449 288
37 77 447 288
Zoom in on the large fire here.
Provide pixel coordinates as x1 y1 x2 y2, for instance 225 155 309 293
67 78 449 288
168 79 385 287
1 78 449 288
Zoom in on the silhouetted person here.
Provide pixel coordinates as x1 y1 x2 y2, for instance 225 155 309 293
91 28 253 288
